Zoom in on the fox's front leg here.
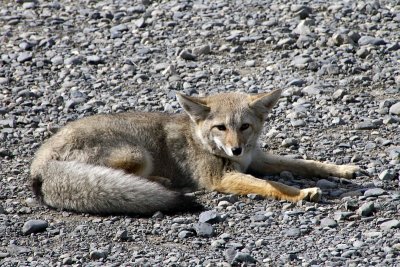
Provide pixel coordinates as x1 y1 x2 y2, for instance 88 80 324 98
213 172 321 202
249 149 362 179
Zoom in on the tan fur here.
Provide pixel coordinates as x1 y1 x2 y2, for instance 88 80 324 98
30 89 363 215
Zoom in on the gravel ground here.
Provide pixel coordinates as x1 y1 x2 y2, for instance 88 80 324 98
1 0 400 266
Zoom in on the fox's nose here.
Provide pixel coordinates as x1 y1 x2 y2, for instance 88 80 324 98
231 147 242 156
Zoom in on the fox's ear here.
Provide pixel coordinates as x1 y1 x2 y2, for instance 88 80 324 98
176 93 210 122
249 89 282 115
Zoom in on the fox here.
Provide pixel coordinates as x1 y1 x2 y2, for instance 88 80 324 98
30 89 363 215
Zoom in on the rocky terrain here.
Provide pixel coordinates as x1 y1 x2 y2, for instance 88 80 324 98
1 0 400 266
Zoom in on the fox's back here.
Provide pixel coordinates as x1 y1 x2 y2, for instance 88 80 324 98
32 111 208 189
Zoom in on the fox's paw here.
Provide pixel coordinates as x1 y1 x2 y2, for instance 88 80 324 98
300 187 322 202
337 165 368 179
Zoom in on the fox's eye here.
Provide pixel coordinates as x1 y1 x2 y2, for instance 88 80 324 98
215 125 226 131
240 123 250 131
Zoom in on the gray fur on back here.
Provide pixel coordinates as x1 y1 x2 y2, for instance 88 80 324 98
39 161 181 215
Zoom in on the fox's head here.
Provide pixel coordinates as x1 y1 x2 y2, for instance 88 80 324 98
177 89 282 161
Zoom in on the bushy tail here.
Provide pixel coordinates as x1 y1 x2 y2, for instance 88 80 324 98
31 160 202 215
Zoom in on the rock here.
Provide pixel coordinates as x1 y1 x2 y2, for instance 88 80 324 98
178 230 194 239
332 89 345 100
334 211 355 221
292 55 312 69
210 239 226 248
179 50 196 60
357 202 375 217
380 220 400 231
224 248 237 263
291 5 312 19
355 121 379 130
87 55 103 65
288 79 306 87
330 33 354 46
302 84 322 95
232 252 257 264
252 214 267 222
282 138 298 147
89 250 107 260
245 60 256 67
291 119 306 127
114 229 129 241
332 117 345 125
64 56 82 65
378 170 395 181
284 228 301 237
389 102 400 115
316 179 337 189
193 44 211 55
280 253 298 262
320 217 338 228
293 19 313 35
51 55 64 65
17 52 33 62
22 219 48 235
364 188 386 197
198 210 221 224
193 223 214 237
358 36 386 46
280 171 294 180
0 77 10 84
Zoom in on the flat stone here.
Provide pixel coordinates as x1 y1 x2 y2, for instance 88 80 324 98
389 102 400 115
291 119 306 127
17 52 32 62
178 230 194 239
363 231 382 238
87 55 103 64
22 219 48 235
179 50 196 60
355 121 379 130
193 222 214 237
284 227 301 237
358 36 386 46
334 211 355 221
288 79 306 87
380 220 400 231
302 84 322 95
320 217 338 228
316 179 337 189
232 252 257 264
364 188 386 197
114 229 129 241
379 170 395 181
89 250 107 260
0 77 10 84
64 56 82 65
198 210 221 224
282 138 299 147
51 55 64 65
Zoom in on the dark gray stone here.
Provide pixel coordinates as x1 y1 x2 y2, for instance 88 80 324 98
364 188 386 197
198 210 221 224
193 223 214 237
389 102 400 115
232 252 257 264
22 219 48 235
358 36 386 46
357 202 375 217
17 52 32 62
320 217 338 228
380 220 400 231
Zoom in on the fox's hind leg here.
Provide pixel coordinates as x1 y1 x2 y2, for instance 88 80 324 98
105 146 153 177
